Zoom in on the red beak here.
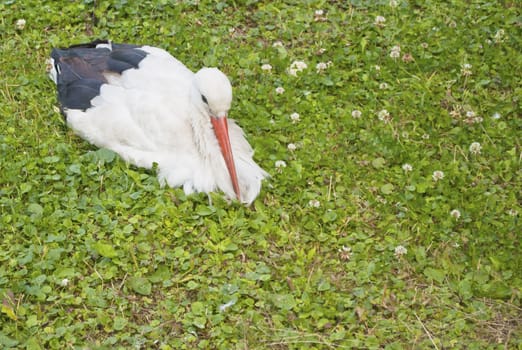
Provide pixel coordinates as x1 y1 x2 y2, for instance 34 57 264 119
210 116 241 200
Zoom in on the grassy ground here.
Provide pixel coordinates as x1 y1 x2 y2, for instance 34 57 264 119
1 0 521 349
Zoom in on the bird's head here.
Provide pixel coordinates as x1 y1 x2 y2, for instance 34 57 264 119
194 68 232 118
193 68 240 201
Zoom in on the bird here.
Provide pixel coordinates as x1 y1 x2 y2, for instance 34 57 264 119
48 39 268 204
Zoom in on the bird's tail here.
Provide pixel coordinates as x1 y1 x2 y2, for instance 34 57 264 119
46 57 58 84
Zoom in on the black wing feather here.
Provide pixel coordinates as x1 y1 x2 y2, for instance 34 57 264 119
51 40 148 112
57 79 105 111
107 48 148 74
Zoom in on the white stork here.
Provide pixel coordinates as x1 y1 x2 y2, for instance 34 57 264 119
48 40 268 204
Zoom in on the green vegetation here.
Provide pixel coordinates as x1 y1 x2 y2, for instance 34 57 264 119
1 1 520 348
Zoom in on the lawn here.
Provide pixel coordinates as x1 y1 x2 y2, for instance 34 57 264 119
0 0 521 349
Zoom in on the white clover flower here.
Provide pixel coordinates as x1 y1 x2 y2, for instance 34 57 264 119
290 112 300 123
314 9 327 21
352 110 362 119
338 245 352 261
60 278 70 287
316 62 328 73
377 109 391 122
422 133 430 140
492 112 501 120
394 245 407 258
461 63 472 76
288 60 307 76
272 41 284 48
287 143 297 151
379 82 389 89
275 86 285 94
15 19 26 30
494 29 505 43
507 209 518 217
293 61 308 70
390 45 401 59
375 15 386 26
389 0 399 7
261 63 272 71
432 170 444 181
275 160 287 169
390 50 400 59
309 199 321 208
450 209 461 220
464 110 483 124
374 65 381 71
469 142 482 154
421 42 429 49
402 163 413 172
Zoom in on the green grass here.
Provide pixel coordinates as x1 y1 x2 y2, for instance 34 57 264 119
1 0 521 349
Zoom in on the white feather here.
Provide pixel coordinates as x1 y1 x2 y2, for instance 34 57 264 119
46 58 58 83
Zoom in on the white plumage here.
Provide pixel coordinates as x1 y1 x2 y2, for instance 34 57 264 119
49 41 268 204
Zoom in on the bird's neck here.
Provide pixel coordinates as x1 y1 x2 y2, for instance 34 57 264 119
189 87 217 160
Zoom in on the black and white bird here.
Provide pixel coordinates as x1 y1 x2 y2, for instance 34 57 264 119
48 40 268 204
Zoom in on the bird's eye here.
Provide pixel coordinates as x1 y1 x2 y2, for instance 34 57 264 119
201 94 208 104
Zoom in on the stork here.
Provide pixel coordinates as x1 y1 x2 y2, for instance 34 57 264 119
48 40 268 204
